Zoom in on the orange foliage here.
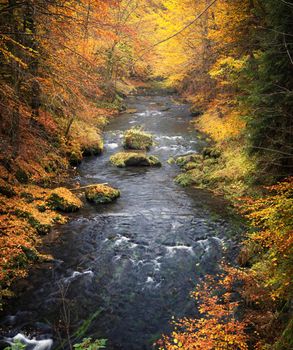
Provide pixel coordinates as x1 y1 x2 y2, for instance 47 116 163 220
0 185 83 303
239 178 293 302
158 271 249 350
160 178 293 349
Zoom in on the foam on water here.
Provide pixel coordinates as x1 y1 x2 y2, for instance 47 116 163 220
146 277 154 284
63 270 93 283
165 245 194 257
106 143 119 149
5 334 53 350
157 135 184 141
114 235 130 246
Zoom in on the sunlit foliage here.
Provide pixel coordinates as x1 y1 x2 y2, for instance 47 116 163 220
158 270 249 350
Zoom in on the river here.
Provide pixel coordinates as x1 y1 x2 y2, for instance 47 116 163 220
0 90 242 350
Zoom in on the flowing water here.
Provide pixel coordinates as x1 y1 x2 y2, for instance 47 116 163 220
1 90 242 350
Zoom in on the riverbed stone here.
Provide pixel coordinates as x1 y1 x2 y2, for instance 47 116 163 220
85 184 120 204
110 152 161 168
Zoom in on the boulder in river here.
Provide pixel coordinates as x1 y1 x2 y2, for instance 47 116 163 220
110 152 161 168
85 184 120 204
123 127 153 151
46 187 83 212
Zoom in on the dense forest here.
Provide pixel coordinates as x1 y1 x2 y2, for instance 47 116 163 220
0 1 292 350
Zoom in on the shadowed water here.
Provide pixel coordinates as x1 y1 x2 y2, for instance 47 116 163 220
0 92 242 350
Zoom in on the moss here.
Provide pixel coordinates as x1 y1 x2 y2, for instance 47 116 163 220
123 127 153 151
110 152 161 168
0 179 16 197
148 155 162 166
0 181 83 301
95 116 109 128
175 153 201 167
69 121 104 156
175 152 215 188
15 169 29 184
0 164 10 180
20 191 34 203
41 152 69 174
64 140 83 165
27 216 52 235
62 120 104 164
96 97 125 111
82 143 103 156
85 184 120 204
36 204 46 212
175 172 195 187
68 151 83 165
167 157 176 165
183 161 201 171
273 318 293 350
174 143 255 198
190 106 203 116
13 207 51 235
202 147 221 159
46 187 83 212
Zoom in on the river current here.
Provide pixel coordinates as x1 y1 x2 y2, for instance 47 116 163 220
1 91 242 350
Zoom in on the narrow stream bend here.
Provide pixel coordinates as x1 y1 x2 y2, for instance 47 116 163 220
1 91 242 350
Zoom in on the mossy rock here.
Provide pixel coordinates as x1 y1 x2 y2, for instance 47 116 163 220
85 184 120 204
0 179 16 197
190 106 203 117
176 153 201 167
123 127 153 151
110 152 161 168
175 169 204 187
82 142 104 156
68 120 104 157
147 155 162 167
47 187 83 212
167 157 176 165
203 158 219 167
183 161 201 171
202 147 221 159
68 150 83 166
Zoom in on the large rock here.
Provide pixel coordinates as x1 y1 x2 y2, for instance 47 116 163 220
110 152 161 168
123 127 153 151
85 184 120 204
